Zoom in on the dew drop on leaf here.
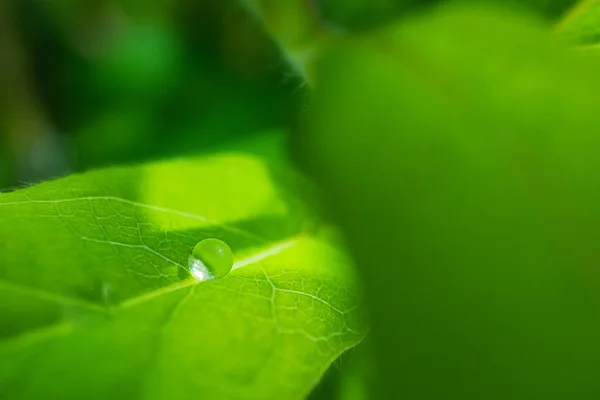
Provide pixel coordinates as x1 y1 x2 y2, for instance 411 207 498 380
188 238 233 281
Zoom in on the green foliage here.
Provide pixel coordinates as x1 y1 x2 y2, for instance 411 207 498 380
0 152 366 399
557 0 600 44
313 0 574 30
319 0 418 29
304 2 600 398
241 0 576 85
94 23 184 98
241 0 330 83
4 0 297 179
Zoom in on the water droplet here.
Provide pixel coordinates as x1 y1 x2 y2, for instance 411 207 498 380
188 238 233 281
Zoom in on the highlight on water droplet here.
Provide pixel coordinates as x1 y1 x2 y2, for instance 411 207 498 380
188 238 233 281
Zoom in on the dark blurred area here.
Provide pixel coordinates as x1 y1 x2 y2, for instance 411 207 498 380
0 0 304 190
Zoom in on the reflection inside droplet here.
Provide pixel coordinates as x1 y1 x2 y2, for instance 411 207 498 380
188 256 212 281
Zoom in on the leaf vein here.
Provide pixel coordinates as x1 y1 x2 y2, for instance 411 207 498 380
0 196 263 241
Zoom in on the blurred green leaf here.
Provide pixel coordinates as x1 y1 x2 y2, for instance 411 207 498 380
556 0 600 44
0 153 365 399
95 23 184 98
268 0 577 33
308 339 372 400
319 0 429 28
241 0 575 86
0 134 9 189
240 0 332 83
305 3 600 398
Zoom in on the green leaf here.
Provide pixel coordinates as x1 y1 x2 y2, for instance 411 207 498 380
0 153 366 399
304 3 600 399
320 0 576 29
240 0 332 84
556 0 600 44
239 0 575 86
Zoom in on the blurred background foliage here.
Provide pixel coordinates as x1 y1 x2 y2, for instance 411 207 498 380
317 0 575 29
0 0 578 192
0 0 305 190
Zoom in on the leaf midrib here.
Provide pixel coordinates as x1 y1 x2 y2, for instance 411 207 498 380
0 237 301 356
0 237 300 313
